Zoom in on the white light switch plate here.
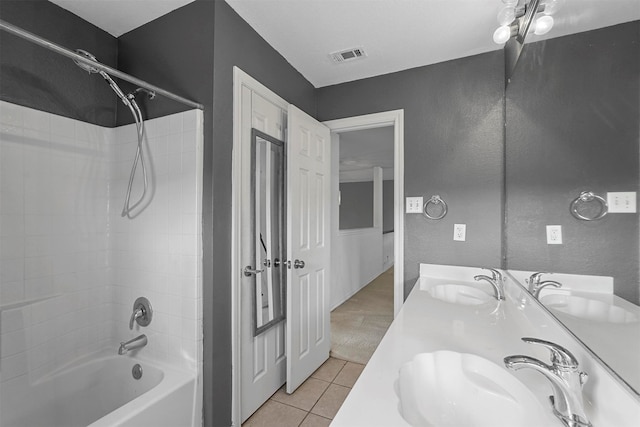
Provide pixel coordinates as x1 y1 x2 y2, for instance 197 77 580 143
406 197 423 213
453 224 466 241
547 225 562 245
607 192 636 213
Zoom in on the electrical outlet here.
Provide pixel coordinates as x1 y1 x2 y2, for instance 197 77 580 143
406 197 423 213
607 192 636 213
546 225 562 245
453 224 466 241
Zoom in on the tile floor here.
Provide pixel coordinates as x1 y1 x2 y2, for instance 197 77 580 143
242 358 365 427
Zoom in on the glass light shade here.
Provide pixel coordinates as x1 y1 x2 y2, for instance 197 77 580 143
543 0 565 15
502 0 519 5
497 6 516 26
533 16 554 35
493 26 512 44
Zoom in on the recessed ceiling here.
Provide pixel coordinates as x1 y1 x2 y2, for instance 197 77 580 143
49 0 196 37
225 0 640 87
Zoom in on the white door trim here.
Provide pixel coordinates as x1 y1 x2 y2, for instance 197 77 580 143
232 66 289 426
323 110 405 317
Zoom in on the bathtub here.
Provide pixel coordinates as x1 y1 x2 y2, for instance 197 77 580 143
2 353 198 427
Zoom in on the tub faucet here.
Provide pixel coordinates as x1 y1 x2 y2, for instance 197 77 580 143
474 271 505 301
118 334 147 355
527 272 562 298
504 337 592 427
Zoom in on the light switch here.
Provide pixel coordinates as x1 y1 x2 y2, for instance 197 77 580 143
406 197 423 213
607 192 636 213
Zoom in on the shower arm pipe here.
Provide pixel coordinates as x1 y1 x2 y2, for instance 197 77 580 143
0 19 204 111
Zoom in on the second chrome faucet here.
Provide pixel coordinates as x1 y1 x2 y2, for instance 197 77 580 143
474 267 505 301
527 272 562 299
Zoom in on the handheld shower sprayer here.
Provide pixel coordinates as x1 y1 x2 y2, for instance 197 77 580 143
74 49 150 218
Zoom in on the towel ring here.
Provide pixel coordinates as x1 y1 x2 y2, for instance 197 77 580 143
423 195 448 220
570 191 608 221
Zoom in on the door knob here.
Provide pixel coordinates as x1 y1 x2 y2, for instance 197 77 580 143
293 259 305 269
244 266 265 276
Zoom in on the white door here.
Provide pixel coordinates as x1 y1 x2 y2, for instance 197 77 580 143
286 105 332 393
240 90 287 422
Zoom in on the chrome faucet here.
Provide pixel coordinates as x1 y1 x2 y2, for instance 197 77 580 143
504 337 592 427
118 334 148 355
527 272 562 298
474 268 505 300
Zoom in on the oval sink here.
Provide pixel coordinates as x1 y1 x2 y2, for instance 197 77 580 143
541 294 638 324
426 284 493 305
397 351 549 427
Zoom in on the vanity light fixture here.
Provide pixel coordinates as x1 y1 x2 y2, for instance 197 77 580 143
492 0 562 45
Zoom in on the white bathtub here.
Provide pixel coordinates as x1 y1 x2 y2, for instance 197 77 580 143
2 353 198 427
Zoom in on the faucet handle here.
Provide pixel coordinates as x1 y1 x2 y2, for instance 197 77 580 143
526 271 548 285
484 268 503 282
521 337 579 369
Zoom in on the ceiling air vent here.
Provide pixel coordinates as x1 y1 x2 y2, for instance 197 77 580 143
330 47 367 64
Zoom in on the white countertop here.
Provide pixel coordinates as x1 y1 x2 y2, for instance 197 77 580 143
330 264 640 427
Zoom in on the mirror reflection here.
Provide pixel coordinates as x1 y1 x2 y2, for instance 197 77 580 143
251 129 286 336
505 21 639 393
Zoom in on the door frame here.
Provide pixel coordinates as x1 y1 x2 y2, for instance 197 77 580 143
231 67 289 426
323 110 405 317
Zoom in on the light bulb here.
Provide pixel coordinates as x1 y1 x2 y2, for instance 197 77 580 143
497 6 516 26
533 16 554 35
493 26 513 44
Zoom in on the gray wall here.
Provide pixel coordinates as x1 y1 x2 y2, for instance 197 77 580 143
339 181 374 229
383 179 394 233
317 52 505 297
211 1 316 425
0 0 118 126
505 22 640 303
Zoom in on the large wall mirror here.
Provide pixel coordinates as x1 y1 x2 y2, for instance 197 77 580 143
504 22 639 394
250 129 286 336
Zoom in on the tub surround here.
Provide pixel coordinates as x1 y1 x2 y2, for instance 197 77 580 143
331 264 640 427
0 101 203 426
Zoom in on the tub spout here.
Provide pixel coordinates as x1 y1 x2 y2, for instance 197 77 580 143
118 334 147 355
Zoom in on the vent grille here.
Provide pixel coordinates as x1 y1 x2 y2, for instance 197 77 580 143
330 47 367 64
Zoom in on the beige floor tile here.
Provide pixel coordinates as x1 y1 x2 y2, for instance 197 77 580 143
333 361 365 388
271 378 331 411
310 383 351 419
242 400 307 427
311 357 346 382
300 413 332 427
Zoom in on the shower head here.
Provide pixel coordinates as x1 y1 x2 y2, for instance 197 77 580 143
74 48 131 105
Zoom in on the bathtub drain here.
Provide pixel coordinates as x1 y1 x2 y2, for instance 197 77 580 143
132 364 143 380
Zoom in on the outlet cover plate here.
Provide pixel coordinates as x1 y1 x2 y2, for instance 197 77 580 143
453 224 466 241
546 225 562 244
406 197 423 213
607 192 636 213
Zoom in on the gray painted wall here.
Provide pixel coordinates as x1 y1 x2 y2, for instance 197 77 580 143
339 181 374 229
505 22 640 304
383 179 394 233
211 1 316 425
0 0 118 126
317 52 506 298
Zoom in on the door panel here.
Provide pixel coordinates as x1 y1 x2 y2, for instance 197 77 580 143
286 105 331 393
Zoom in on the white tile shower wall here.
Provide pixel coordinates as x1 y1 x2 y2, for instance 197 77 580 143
1 101 112 383
109 110 203 371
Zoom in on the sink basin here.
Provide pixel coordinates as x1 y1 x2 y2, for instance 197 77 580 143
397 351 550 427
426 284 493 305
541 294 638 324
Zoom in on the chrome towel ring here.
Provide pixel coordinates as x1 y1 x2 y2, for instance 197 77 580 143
423 195 448 220
570 191 608 221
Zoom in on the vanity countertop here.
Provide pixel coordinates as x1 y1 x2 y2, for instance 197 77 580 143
330 264 640 427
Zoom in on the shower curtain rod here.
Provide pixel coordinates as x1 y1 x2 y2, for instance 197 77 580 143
0 19 204 110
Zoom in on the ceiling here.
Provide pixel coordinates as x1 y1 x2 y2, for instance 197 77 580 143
339 127 394 182
49 0 195 37
49 1 639 87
